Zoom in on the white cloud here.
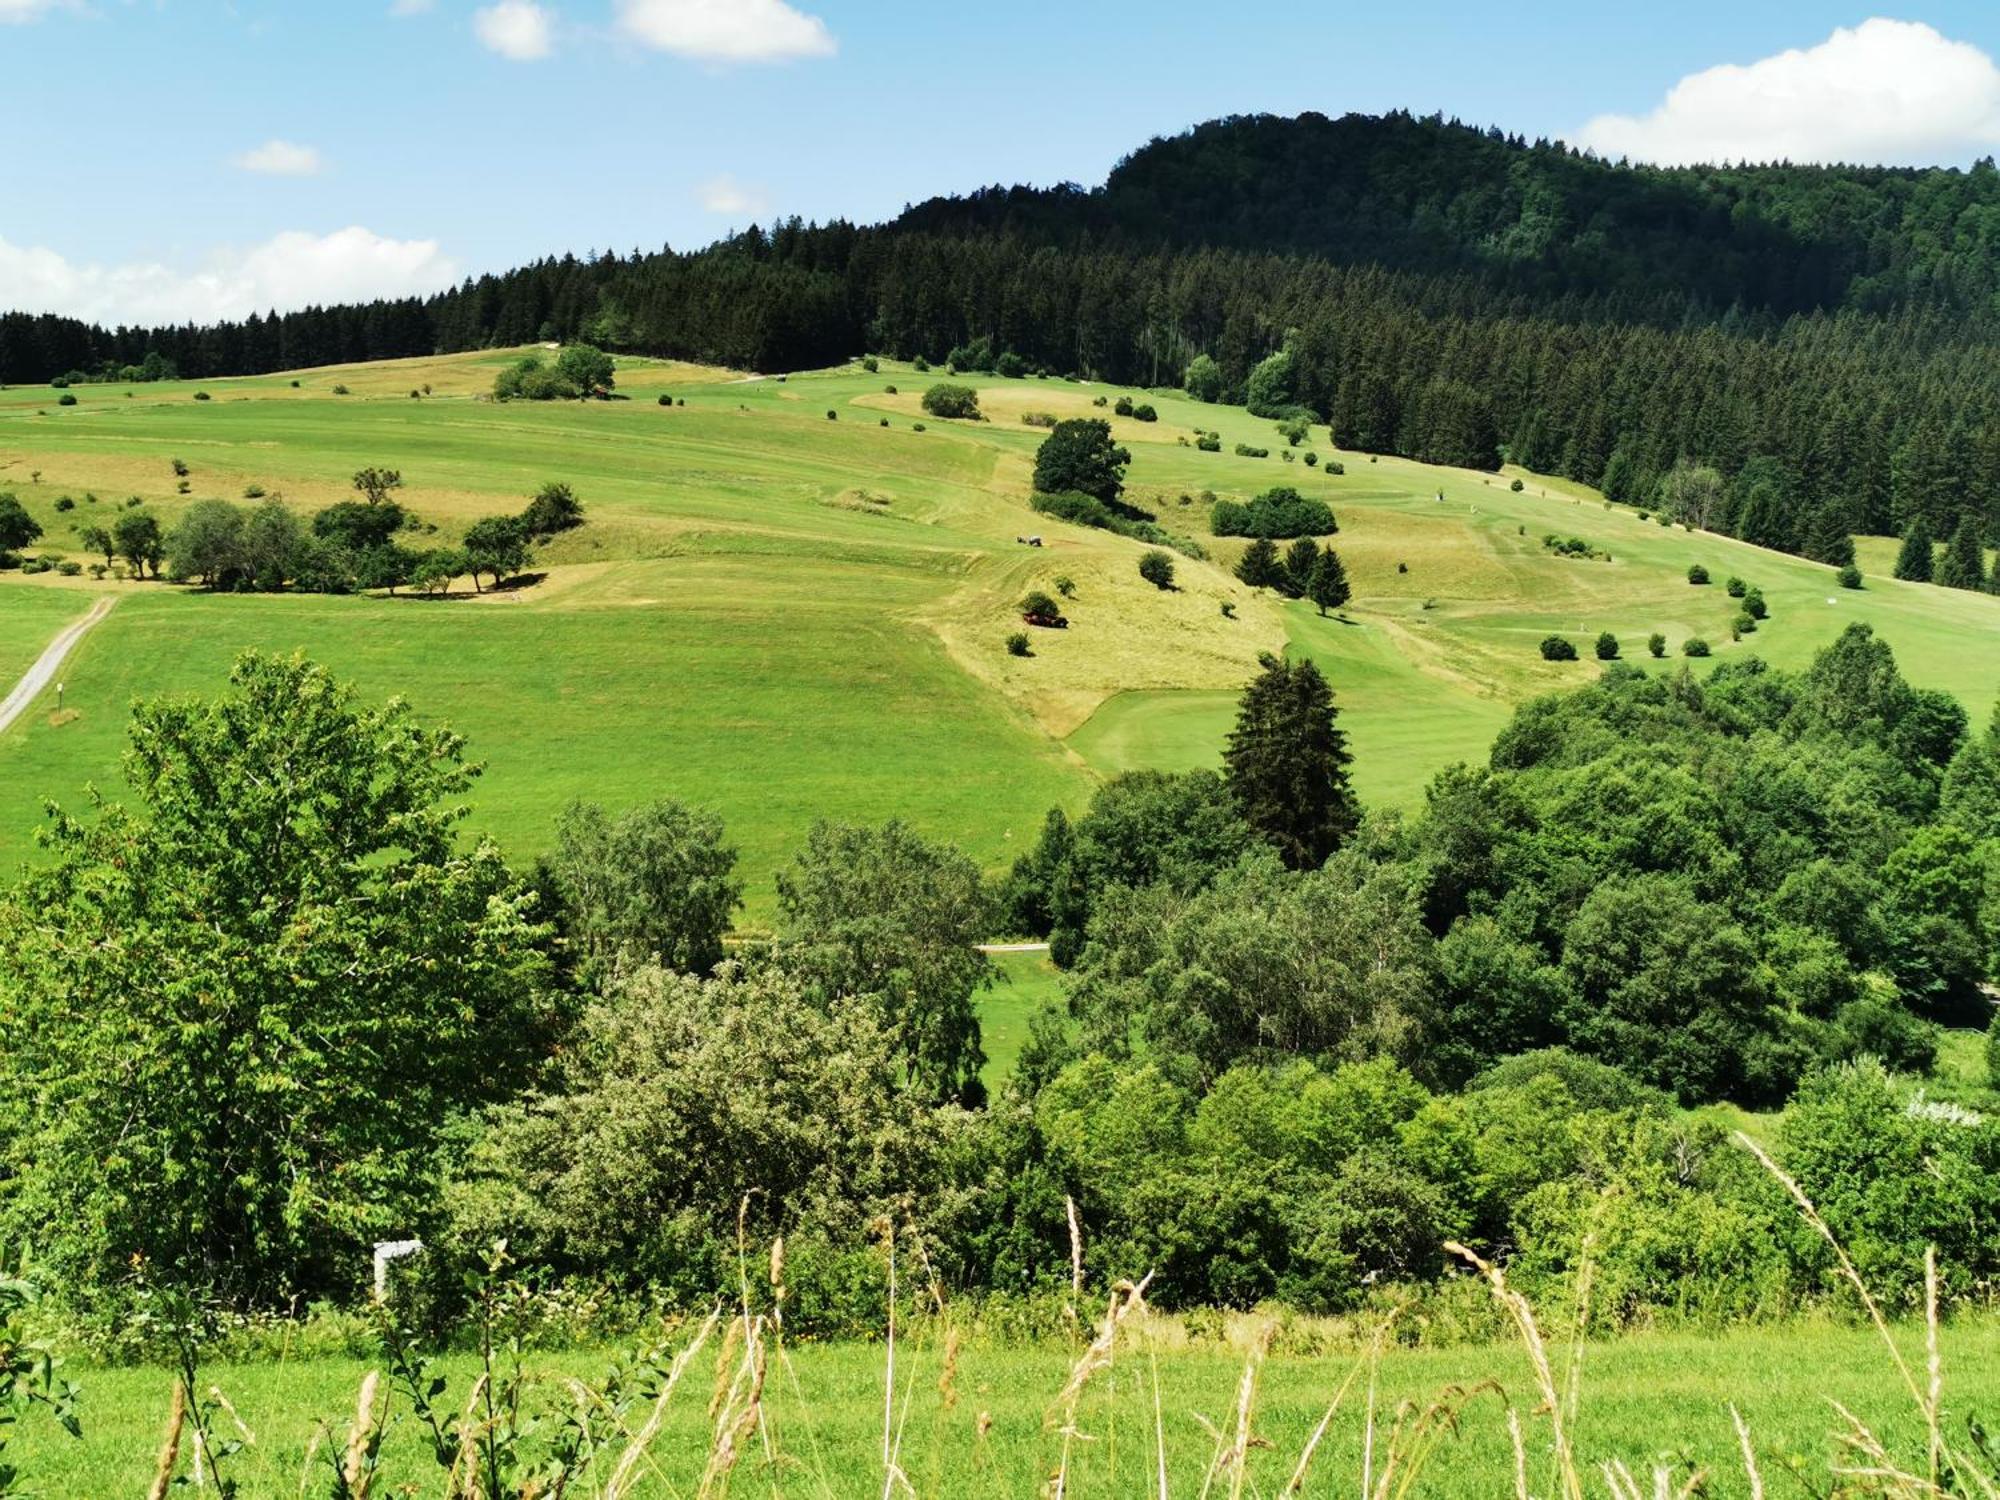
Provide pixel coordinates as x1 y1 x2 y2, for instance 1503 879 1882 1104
1577 18 2000 167
474 0 554 60
234 140 324 177
388 0 434 14
699 174 771 217
0 228 462 326
0 0 64 22
616 0 834 63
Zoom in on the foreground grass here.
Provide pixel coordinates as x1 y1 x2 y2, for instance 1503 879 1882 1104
15 1316 1994 1496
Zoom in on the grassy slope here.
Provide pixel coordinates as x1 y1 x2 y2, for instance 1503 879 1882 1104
5 352 1999 917
14 1317 1988 1495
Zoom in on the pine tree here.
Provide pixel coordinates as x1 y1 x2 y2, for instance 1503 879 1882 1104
1894 516 1936 582
1235 537 1285 590
1308 549 1350 616
1283 537 1319 598
1988 549 2000 596
1803 501 1856 567
1937 514 1987 591
1223 654 1359 870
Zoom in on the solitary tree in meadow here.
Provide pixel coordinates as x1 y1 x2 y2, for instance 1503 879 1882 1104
112 511 163 578
353 467 404 507
521 482 586 541
0 494 42 551
1032 418 1129 502
557 344 616 399
1223 653 1359 870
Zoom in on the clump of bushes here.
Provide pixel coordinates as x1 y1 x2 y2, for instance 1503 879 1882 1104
1021 412 1058 429
1131 403 1157 423
1540 635 1579 661
1196 433 1222 453
921 384 980 420
1020 589 1067 628
1113 396 1135 417
1234 443 1271 459
1210 486 1335 539
1543 534 1610 562
1683 637 1712 657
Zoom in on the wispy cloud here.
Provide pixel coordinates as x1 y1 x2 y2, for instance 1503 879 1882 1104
234 140 325 177
474 0 554 61
0 0 65 23
699 175 771 217
1577 18 2000 166
0 228 462 325
616 0 835 64
388 0 435 14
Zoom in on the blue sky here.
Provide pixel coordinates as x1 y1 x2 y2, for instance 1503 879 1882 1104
7 3 2000 323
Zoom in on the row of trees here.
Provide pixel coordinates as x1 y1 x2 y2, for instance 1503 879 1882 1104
0 630 1994 1330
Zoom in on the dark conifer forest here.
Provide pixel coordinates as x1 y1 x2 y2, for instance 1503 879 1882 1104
10 111 2000 549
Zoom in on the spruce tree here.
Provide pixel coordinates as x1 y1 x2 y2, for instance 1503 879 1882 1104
1308 549 1350 615
1283 537 1320 598
1937 514 1987 591
1223 654 1359 870
1894 516 1935 582
1235 537 1285 590
1803 502 1856 567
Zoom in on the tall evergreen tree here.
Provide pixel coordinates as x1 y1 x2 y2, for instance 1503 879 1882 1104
1282 537 1319 598
1222 654 1359 870
1894 516 1936 582
1235 537 1285 590
1308 549 1350 615
1937 514 1988 591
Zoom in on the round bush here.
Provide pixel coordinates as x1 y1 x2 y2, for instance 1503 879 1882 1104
1594 632 1619 661
193 392 211 402
1687 564 1709 585
826 410 838 421
1540 635 1579 662
1510 478 1525 493
1725 576 1747 598
57 393 76 407
1138 550 1176 590
1683 637 1712 657
1839 563 1864 589
1006 632 1031 658
1647 633 1667 658
1743 590 1768 620
921 384 980 420
658 394 672 406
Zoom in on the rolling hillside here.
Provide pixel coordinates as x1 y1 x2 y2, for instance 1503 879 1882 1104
1 348 1996 917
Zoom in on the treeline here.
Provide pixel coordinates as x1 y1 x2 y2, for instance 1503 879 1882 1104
1 629 1996 1339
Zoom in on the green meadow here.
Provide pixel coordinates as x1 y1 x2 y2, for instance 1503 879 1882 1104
12 1313 1989 1497
4 349 1999 917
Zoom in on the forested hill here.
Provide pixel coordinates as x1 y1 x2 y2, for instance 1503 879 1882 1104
8 112 2000 561
895 111 2000 321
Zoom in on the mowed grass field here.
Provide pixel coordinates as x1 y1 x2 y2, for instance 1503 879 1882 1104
4 349 1999 915
11 1315 1991 1496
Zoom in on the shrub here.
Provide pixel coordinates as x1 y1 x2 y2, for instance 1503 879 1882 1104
1510 478 1525 492
1020 589 1065 625
1595 632 1620 660
1839 563 1864 589
827 409 838 421
1021 411 1058 429
1220 601 1236 618
1726 576 1747 597
1743 589 1768 620
861 356 879 373
55 560 81 577
1683 637 1712 657
1687 564 1710 585
1540 635 1579 662
242 484 266 499
1734 612 1758 635
1006 631 1031 657
1234 443 1271 458
884 385 898 395
1304 452 1319 467
658 394 672 406
1054 575 1076 597
1209 487 1336 540
921 383 980 419
289 379 300 388
1648 633 1667 658
880 418 889 428
1138 550 1176 590
912 356 930 373
193 392 211 402
912 423 925 432
1131 403 1158 423
332 384 350 395
1196 433 1221 452
1113 396 1135 417
53 496 73 512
